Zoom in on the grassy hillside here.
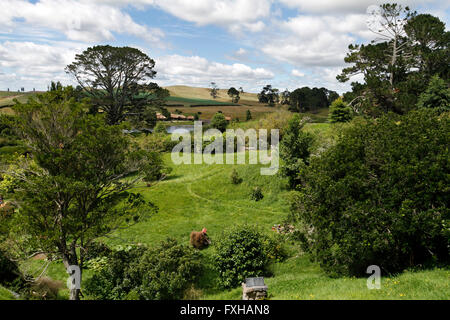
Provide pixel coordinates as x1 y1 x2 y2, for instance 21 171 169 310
0 286 16 300
17 143 449 300
165 85 259 103
0 91 40 107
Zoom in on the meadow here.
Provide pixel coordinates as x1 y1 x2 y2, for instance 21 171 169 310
11 123 449 300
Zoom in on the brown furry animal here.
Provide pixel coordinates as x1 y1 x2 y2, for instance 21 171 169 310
190 228 211 249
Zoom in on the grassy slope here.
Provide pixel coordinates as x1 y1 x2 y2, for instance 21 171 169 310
12 121 448 300
0 286 16 300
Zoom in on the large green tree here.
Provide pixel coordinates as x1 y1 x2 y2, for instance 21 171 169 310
66 45 168 125
227 87 240 103
3 86 156 300
258 85 279 107
338 4 449 116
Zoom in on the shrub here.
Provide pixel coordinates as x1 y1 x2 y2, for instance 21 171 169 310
230 169 242 185
84 239 202 300
291 109 449 276
417 75 450 112
279 114 314 189
0 249 20 286
153 122 167 134
250 186 264 201
210 112 228 132
133 238 202 300
263 234 288 263
212 226 271 288
328 97 353 123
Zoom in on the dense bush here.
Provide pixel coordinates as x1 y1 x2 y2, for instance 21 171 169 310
291 109 449 276
210 112 228 132
328 98 353 123
132 238 203 300
153 122 167 134
230 169 243 185
417 75 450 112
84 239 202 300
0 249 20 286
250 186 264 201
279 114 314 189
212 226 275 288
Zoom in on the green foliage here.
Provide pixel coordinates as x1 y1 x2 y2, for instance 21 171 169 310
338 8 449 116
417 75 450 112
289 87 339 113
66 45 167 125
0 249 20 286
153 122 167 134
280 114 314 189
227 87 240 103
258 85 279 107
250 186 264 201
210 112 228 132
328 98 353 123
212 226 271 288
291 109 449 276
230 168 243 185
6 85 157 299
246 109 252 121
85 239 203 300
141 151 172 183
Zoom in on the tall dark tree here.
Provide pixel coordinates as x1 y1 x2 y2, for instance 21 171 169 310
280 89 291 105
65 45 167 125
258 85 279 107
289 87 337 113
338 6 449 116
227 87 240 103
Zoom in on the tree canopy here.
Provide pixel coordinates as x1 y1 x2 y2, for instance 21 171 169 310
3 86 156 299
65 45 168 125
338 5 449 116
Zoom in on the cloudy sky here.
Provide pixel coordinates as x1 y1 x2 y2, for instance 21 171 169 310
0 0 448 93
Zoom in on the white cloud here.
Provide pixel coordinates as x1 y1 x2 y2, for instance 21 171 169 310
154 54 274 88
0 0 164 45
0 41 86 90
277 0 436 14
93 0 271 33
291 69 305 77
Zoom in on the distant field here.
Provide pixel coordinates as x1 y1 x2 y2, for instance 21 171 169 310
166 96 239 107
0 91 40 108
165 85 259 103
166 105 280 121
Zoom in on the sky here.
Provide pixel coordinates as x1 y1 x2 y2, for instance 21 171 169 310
0 0 448 94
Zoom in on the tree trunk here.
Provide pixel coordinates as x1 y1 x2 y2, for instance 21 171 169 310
390 38 398 88
62 255 82 300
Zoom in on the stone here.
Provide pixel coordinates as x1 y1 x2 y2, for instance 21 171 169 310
242 277 268 300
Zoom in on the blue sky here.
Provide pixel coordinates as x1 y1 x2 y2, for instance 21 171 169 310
0 0 448 93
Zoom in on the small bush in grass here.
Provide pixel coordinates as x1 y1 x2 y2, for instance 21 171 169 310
212 225 274 289
230 169 242 185
250 186 263 201
84 239 202 300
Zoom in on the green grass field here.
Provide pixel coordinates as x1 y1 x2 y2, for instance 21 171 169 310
14 129 449 300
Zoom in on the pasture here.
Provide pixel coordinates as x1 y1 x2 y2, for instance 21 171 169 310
17 123 450 300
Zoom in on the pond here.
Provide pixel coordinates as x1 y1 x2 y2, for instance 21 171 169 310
165 125 195 134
